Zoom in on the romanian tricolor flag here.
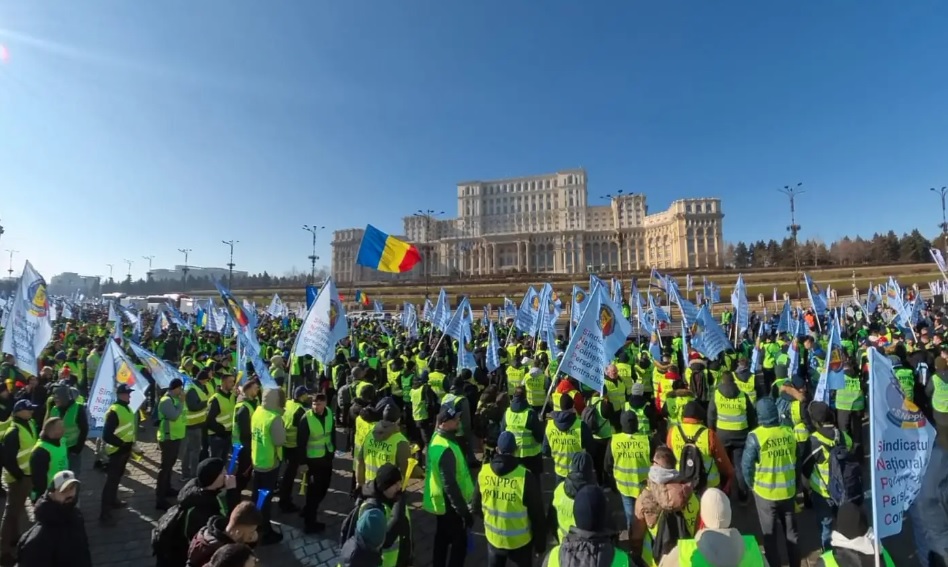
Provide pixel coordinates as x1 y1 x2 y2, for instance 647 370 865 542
356 224 421 273
355 290 371 307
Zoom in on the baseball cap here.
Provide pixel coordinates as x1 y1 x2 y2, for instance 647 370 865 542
13 399 36 413
52 470 80 493
293 385 312 399
115 384 134 395
438 402 460 422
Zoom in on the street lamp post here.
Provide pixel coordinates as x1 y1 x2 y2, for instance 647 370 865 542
302 225 325 284
106 263 114 284
142 255 155 281
414 209 444 298
178 248 192 292
4 249 17 278
222 240 238 289
931 186 948 254
123 259 134 282
778 183 804 300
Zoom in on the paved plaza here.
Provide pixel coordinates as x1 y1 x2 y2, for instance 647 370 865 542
61 423 920 567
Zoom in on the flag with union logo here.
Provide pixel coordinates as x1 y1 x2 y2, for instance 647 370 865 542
558 281 632 392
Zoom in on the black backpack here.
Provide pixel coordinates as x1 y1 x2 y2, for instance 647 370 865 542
339 497 367 546
151 504 189 559
677 425 708 492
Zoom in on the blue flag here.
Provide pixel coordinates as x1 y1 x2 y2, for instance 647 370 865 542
128 342 189 389
514 287 539 334
305 285 319 308
803 273 828 317
486 322 501 372
689 304 731 360
814 314 846 403
558 282 632 392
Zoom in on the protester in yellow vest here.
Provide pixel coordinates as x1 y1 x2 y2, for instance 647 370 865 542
549 451 596 544
156 378 187 510
422 403 475 567
542 485 629 567
99 384 136 527
356 399 410 489
741 397 801 567
299 392 336 534
707 371 757 504
48 382 89 474
666 401 734 492
473 431 546 563
250 387 287 546
358 463 409 567
501 387 545 481
543 394 592 482
801 401 853 554
206 372 237 460
28 417 68 503
505 358 528 398
662 487 766 567
604 411 655 534
278 385 312 513
182 368 214 479
228 378 260 513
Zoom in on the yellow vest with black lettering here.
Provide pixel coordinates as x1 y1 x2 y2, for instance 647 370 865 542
669 423 719 488
363 430 407 484
834 375 865 412
185 382 211 427
304 409 335 459
749 425 796 501
157 395 187 442
423 432 475 515
353 415 375 471
623 402 652 436
504 408 540 457
478 464 531 550
713 390 748 431
734 374 757 406
105 403 136 456
506 366 526 396
547 545 629 567
551 482 575 542
545 418 582 478
677 535 765 567
250 406 282 469
523 371 546 407
33 439 68 489
610 432 650 498
283 400 302 448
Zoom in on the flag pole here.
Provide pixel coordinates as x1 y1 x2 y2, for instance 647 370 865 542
867 349 883 567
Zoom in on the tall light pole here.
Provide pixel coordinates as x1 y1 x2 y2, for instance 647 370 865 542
5 249 18 278
123 259 134 282
177 248 192 292
302 225 325 284
142 255 155 281
106 263 114 284
0 218 5 248
603 191 627 274
414 209 444 298
778 182 804 300
931 186 948 254
222 240 238 289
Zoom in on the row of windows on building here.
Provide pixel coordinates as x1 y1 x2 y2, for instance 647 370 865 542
461 174 584 197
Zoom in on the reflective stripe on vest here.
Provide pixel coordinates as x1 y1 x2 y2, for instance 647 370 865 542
211 391 236 432
423 433 475 515
750 425 796 501
305 409 334 459
478 465 530 550
623 403 652 435
810 430 852 498
790 400 809 443
363 432 407 484
157 395 187 442
106 404 136 455
353 416 374 471
506 367 526 396
834 375 865 411
283 400 302 448
50 402 81 448
185 383 211 427
523 371 546 407
2 421 37 484
250 407 282 469
545 418 582 478
504 408 540 457
713 390 748 431
610 432 650 498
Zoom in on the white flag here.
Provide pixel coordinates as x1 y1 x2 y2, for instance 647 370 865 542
1 261 53 377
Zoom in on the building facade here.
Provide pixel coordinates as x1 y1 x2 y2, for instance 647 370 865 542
49 272 101 297
332 169 724 283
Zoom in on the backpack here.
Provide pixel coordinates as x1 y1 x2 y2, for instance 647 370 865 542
339 497 366 546
827 437 863 507
676 425 708 492
151 504 189 559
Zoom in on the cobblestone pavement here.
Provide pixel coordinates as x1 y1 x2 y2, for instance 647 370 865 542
70 423 918 567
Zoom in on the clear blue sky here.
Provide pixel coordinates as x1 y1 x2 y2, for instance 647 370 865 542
1 1 947 281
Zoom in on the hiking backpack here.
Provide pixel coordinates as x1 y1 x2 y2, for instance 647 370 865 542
338 496 367 546
827 438 863 506
676 425 708 492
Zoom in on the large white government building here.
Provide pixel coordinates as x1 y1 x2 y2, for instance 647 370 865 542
331 169 724 283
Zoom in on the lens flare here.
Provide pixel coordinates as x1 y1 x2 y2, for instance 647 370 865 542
0 45 8 63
